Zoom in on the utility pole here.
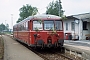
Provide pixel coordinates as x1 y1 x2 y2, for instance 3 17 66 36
5 20 6 30
58 0 61 17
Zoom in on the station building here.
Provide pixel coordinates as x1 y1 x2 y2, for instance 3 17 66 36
63 13 90 40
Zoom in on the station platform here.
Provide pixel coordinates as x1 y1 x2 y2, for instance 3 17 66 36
2 35 43 60
64 40 90 59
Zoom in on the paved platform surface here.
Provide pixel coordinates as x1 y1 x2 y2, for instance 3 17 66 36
64 40 90 56
2 35 43 60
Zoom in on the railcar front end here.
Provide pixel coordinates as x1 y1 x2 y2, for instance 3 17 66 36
13 15 64 48
30 19 64 48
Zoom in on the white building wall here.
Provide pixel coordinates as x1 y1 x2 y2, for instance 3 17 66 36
63 19 90 40
63 19 79 40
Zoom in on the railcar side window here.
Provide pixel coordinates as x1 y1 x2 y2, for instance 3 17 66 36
44 21 54 30
18 24 20 31
13 26 17 31
26 22 28 31
55 21 62 30
19 24 22 31
21 23 24 31
24 22 26 30
33 20 43 30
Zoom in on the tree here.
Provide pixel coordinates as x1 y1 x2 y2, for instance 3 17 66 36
0 23 5 31
46 0 64 17
17 4 38 23
0 23 9 32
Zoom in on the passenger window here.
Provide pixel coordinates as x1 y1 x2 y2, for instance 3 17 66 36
26 22 28 31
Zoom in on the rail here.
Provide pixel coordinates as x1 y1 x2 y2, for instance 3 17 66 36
29 47 82 60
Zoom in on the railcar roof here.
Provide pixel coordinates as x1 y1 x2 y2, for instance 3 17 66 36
33 14 61 19
14 14 61 26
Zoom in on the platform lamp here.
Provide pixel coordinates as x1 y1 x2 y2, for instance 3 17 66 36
75 20 79 24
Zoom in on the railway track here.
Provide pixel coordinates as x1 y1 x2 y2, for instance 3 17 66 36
29 47 82 60
7 34 82 60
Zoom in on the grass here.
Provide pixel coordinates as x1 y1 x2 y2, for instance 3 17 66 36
0 36 4 59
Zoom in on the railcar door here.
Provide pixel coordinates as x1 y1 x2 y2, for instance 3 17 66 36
27 21 30 46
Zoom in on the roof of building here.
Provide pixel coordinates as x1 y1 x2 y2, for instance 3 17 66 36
66 12 90 20
66 16 79 20
72 12 90 20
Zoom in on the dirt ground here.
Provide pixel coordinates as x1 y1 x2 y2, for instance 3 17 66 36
0 36 4 60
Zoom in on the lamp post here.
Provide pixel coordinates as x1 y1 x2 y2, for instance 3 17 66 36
11 14 13 33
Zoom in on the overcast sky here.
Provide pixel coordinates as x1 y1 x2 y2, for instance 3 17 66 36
0 0 90 29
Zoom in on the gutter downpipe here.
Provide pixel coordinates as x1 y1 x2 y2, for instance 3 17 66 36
81 19 83 40
79 18 83 40
80 18 83 40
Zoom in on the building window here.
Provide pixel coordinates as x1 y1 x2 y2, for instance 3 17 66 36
66 23 68 30
71 22 75 31
83 21 88 30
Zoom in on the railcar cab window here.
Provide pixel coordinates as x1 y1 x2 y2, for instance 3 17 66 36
44 20 54 30
33 20 43 30
55 21 62 30
44 20 62 30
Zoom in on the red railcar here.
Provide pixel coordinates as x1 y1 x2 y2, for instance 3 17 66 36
13 14 64 48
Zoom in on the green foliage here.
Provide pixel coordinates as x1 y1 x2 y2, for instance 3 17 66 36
37 19 43 24
16 17 23 23
46 0 64 17
61 15 67 20
35 27 39 32
0 23 5 31
0 23 9 32
17 4 38 23
50 27 57 34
